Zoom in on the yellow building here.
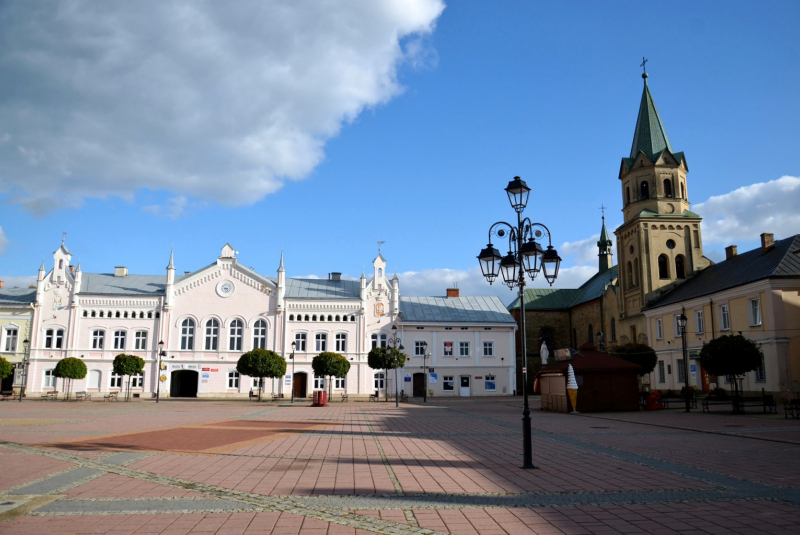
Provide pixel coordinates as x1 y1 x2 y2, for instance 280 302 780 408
0 283 35 393
643 234 800 398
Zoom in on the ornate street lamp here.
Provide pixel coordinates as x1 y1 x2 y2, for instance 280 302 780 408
387 325 405 408
678 312 690 412
156 340 166 403
18 338 29 402
476 176 562 469
290 341 296 404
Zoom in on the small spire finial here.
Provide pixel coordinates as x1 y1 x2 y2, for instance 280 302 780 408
640 56 649 79
599 204 606 219
61 231 67 246
377 240 385 256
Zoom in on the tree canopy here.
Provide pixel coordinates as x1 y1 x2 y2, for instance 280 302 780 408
54 357 87 380
700 334 763 377
236 349 286 400
0 356 13 380
113 354 145 377
611 343 657 376
367 347 389 371
312 352 350 396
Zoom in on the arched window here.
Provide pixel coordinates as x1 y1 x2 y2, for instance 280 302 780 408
312 315 317 321
634 258 640 286
640 181 650 199
626 187 631 205
350 316 356 322
588 324 594 344
253 319 267 349
91 310 96 318
335 315 340 321
115 311 120 318
205 319 219 351
319 315 324 322
681 182 685 199
627 261 634 289
123 311 128 318
181 319 195 350
328 315 333 321
610 318 616 341
675 255 686 279
289 314 294 321
229 319 243 351
664 179 673 197
139 312 144 319
99 311 104 318
304 315 309 321
658 255 670 279
378 268 383 278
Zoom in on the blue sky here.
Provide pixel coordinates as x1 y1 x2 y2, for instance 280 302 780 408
1 1 799 303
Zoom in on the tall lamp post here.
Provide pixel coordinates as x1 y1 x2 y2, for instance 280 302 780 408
420 341 429 403
387 325 405 408
18 338 29 402
678 312 690 412
477 176 562 470
290 341 296 404
156 340 165 403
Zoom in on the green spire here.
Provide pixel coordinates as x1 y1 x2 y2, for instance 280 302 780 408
629 73 673 160
597 216 612 252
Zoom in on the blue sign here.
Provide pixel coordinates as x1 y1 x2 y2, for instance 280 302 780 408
690 364 697 378
428 373 438 384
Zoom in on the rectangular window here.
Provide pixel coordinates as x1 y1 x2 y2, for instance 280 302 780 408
373 372 384 390
334 377 346 390
655 319 663 340
335 333 347 352
44 369 56 389
114 330 126 350
229 320 243 351
295 333 307 352
755 357 766 382
414 341 427 357
371 334 387 349
749 298 762 326
695 310 704 334
110 373 123 388
315 333 327 352
228 370 240 389
252 377 264 389
205 321 218 351
677 359 686 383
720 304 730 331
134 331 148 350
483 341 494 357
484 375 496 391
443 341 454 357
131 373 144 388
443 376 454 391
313 375 325 390
92 330 105 349
253 321 267 349
4 328 18 352
658 361 665 383
459 341 470 357
54 329 64 349
44 329 53 349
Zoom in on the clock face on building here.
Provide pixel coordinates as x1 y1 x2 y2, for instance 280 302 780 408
216 280 235 297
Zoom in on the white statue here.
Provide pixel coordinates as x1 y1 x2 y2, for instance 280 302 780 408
540 341 550 365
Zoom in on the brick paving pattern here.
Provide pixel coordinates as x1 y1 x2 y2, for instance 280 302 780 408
1 397 799 534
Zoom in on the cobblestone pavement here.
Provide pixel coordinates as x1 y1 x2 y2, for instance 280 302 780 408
1 398 799 534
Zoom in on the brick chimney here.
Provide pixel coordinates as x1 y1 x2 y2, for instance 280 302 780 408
446 287 460 298
0 280 4 289
761 233 775 252
69 265 75 272
725 245 738 260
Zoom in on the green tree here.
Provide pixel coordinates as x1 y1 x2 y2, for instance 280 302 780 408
53 357 88 400
367 347 389 401
312 352 350 397
700 335 763 396
0 356 14 384
236 349 286 401
611 343 657 376
113 354 145 401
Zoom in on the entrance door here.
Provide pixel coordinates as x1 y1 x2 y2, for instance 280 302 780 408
459 376 471 397
293 372 307 398
170 370 198 397
412 373 425 397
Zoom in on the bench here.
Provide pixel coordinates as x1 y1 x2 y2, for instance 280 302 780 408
734 395 777 414
784 399 800 419
103 392 119 402
662 393 697 409
702 395 733 412
369 390 379 402
271 392 279 402
75 391 92 401
0 390 13 400
340 392 349 402
400 390 409 403
41 391 58 401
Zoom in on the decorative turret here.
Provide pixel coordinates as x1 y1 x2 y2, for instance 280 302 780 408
276 251 285 312
629 72 673 162
165 248 175 308
36 260 46 303
52 242 72 285
391 271 399 315
597 216 613 274
73 261 82 294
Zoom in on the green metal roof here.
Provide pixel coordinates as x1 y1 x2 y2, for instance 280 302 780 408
597 217 612 248
508 288 580 311
630 77 673 161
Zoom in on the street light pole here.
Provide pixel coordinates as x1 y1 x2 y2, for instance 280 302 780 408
421 341 429 403
679 312 690 412
477 176 562 470
156 340 165 403
388 325 405 408
290 341 296 404
18 339 29 402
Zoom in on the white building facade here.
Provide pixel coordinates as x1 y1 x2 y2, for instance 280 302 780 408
23 243 516 398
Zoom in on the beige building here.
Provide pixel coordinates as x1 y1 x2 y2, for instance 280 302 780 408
0 283 35 393
643 234 800 397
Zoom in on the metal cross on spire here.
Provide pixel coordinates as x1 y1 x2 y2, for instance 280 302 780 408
599 204 606 218
377 240 385 255
62 231 67 246
640 56 648 74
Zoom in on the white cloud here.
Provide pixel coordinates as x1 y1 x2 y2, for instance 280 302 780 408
0 227 8 254
559 232 617 267
695 176 800 245
0 1 445 213
142 196 190 220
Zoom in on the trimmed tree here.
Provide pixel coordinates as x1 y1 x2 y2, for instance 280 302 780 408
611 343 657 376
0 356 14 388
312 352 350 398
237 349 286 401
700 334 763 396
367 347 389 401
113 354 145 401
386 348 407 400
53 357 87 400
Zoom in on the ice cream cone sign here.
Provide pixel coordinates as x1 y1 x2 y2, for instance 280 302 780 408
567 364 579 413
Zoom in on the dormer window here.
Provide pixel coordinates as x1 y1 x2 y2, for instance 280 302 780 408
664 179 673 197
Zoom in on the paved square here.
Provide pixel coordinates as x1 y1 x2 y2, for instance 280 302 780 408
1 397 799 534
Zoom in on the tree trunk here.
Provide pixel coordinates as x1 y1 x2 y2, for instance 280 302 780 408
258 378 263 401
385 368 389 401
126 376 132 401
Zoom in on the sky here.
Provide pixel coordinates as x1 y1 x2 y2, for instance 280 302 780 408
1 1 799 304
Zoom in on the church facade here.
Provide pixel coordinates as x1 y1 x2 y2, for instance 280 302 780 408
19 243 517 399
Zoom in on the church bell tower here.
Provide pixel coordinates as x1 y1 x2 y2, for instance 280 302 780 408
614 69 709 343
